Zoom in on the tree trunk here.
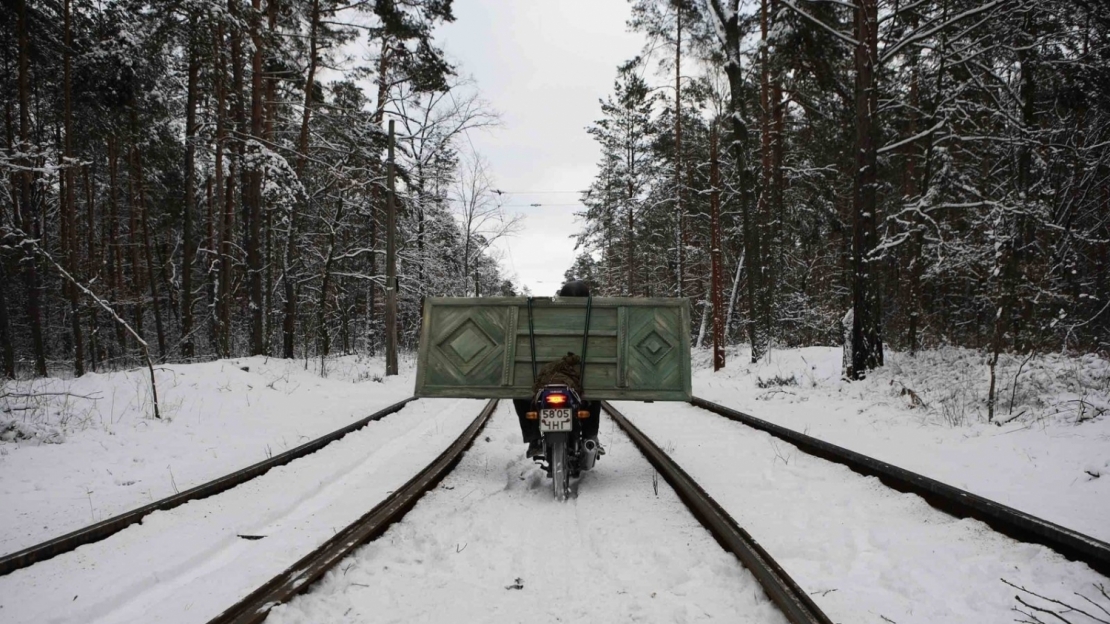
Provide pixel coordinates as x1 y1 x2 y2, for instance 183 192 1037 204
226 0 246 355
135 145 167 359
769 0 785 341
284 0 320 358
127 143 145 342
182 26 200 359
17 0 48 377
107 138 127 356
263 0 279 351
850 0 883 378
674 8 684 298
0 263 14 378
368 40 391 356
758 0 773 351
246 0 266 355
63 0 86 376
318 197 344 371
84 166 101 370
213 26 231 357
714 0 762 363
0 99 15 375
710 127 725 371
627 195 634 296
205 176 219 353
695 288 710 349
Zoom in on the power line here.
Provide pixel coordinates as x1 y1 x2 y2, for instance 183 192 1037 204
500 203 585 208
491 189 587 195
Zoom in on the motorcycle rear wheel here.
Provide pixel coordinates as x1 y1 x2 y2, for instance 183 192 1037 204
548 435 570 501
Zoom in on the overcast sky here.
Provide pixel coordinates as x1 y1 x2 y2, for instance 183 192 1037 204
435 1 646 296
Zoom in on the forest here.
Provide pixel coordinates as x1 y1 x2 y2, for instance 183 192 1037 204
570 0 1110 416
1 0 517 380
3 0 1110 421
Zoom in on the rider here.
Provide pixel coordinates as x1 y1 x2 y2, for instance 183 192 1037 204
514 279 602 458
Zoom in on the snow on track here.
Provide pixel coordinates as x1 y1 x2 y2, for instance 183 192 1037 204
616 400 1109 623
1 357 417 556
0 398 486 624
266 403 791 624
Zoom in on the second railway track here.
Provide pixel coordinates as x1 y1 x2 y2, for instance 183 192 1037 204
614 399 1110 623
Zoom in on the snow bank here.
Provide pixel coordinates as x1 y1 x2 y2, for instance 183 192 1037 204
693 345 1110 541
0 355 416 555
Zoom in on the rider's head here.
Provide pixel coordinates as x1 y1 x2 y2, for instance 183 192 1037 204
558 279 590 297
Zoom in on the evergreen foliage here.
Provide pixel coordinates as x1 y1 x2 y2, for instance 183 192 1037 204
0 0 512 376
572 0 1110 382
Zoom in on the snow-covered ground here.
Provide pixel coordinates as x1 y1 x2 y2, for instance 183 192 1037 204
0 355 417 555
2 347 1108 623
0 394 488 624
691 345 1110 543
266 403 789 624
617 400 1108 623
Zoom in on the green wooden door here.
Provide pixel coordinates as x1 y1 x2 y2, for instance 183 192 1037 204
415 297 691 401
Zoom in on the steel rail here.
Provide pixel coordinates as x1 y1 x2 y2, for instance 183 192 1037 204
206 399 499 624
601 401 834 624
0 397 417 577
690 396 1110 577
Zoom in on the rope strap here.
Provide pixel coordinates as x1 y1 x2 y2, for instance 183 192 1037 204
527 297 538 385
579 295 592 394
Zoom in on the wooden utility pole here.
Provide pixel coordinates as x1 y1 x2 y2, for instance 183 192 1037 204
710 127 725 371
385 120 398 375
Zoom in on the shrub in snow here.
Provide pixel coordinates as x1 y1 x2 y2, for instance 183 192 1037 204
0 418 65 445
756 374 798 389
701 345 1110 428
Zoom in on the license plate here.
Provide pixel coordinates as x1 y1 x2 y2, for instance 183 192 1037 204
539 408 572 432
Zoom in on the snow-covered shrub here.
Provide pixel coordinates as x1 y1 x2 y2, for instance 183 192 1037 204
0 418 65 445
702 345 1110 428
756 374 798 389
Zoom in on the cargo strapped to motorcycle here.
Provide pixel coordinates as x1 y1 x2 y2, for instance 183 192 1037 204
414 296 691 401
527 294 593 396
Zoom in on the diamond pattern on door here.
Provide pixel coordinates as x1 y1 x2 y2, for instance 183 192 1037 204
437 318 496 375
636 330 673 366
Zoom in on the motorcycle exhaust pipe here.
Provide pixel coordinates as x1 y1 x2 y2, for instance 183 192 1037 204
580 438 599 471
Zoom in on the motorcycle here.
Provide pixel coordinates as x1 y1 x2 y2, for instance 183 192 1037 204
524 383 601 501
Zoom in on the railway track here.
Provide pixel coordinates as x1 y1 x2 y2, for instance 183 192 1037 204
689 396 1110 578
0 397 416 576
4 395 1107 623
0 397 489 624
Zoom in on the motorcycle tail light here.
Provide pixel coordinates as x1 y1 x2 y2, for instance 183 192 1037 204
577 410 590 420
525 411 538 420
545 394 567 407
